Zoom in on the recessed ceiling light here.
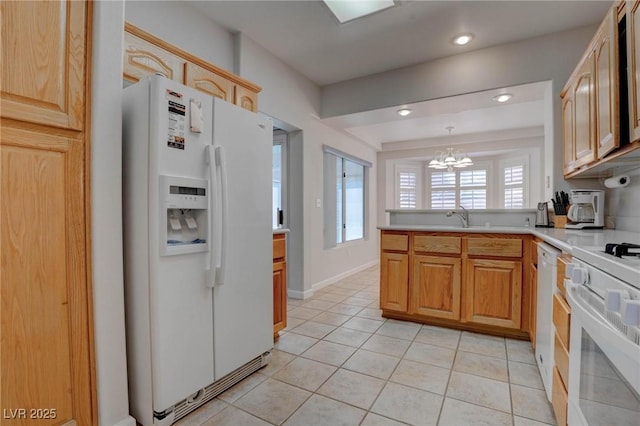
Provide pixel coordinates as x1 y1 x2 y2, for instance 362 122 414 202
453 33 474 46
397 108 412 117
492 93 513 103
323 0 395 24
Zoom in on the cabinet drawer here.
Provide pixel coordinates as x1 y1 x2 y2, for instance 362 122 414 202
554 332 570 386
467 238 523 257
381 233 409 252
413 235 461 254
557 255 571 298
273 234 286 260
552 367 568 426
553 293 571 350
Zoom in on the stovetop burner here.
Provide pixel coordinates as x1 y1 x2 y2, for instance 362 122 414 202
604 243 640 258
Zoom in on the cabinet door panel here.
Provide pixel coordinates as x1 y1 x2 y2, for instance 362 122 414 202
273 261 287 336
628 1 640 142
573 54 597 168
123 31 184 83
595 9 619 158
235 85 258 112
465 259 522 329
1 1 86 130
2 128 94 424
185 62 234 102
562 94 575 175
411 255 461 320
380 252 409 312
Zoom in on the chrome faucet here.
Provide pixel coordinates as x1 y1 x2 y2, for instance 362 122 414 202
446 206 469 228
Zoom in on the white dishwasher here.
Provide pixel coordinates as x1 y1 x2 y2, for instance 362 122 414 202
535 242 561 401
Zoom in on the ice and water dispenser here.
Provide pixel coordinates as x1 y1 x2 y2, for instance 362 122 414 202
160 175 208 255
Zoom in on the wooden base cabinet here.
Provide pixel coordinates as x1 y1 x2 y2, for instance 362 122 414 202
380 252 409 312
273 233 287 340
464 258 522 329
410 255 461 320
379 231 530 337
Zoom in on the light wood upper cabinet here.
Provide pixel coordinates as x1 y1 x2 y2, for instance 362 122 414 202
595 8 620 158
572 53 598 170
1 1 87 130
185 62 234 102
464 258 522 329
123 23 261 113
235 85 259 113
411 255 461 320
124 31 185 83
1 1 95 423
561 92 576 175
628 0 640 142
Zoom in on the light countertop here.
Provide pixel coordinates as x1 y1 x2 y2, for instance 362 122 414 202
378 225 640 255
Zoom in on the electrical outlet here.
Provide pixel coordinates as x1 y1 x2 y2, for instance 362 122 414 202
605 215 616 229
316 198 321 208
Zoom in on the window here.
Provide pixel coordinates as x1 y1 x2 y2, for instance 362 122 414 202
396 167 418 208
272 132 287 228
501 158 528 208
323 146 371 248
428 167 487 209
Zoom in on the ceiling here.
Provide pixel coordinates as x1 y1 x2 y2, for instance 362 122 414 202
190 0 611 149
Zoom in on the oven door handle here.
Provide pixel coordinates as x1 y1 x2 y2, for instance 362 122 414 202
566 281 640 360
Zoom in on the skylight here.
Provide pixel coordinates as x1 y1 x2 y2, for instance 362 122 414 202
323 0 396 24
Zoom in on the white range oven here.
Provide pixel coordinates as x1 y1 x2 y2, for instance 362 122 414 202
565 243 640 425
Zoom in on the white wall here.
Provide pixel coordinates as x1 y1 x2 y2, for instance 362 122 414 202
91 1 135 425
235 34 379 294
322 25 599 197
605 166 640 232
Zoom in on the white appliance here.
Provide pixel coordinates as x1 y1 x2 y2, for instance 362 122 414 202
535 242 561 401
565 190 604 229
565 244 640 425
122 75 273 425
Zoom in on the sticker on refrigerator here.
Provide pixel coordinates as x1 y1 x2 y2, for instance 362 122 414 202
167 98 186 150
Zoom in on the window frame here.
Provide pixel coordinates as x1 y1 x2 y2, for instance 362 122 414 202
272 131 288 229
323 145 371 249
425 161 492 209
395 164 420 209
499 156 530 209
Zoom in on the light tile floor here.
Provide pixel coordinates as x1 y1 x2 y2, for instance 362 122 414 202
175 266 556 426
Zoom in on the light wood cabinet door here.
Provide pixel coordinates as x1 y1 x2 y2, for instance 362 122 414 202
410 255 461 320
123 31 185 83
273 261 287 338
464 258 522 329
235 85 258 112
185 62 234 102
380 252 409 313
1 2 95 423
572 53 597 169
595 8 619 158
2 128 95 424
628 0 640 143
1 0 87 130
561 92 576 175
552 367 569 426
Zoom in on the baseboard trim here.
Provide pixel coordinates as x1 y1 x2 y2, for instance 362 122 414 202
113 415 137 426
287 288 315 300
311 260 378 292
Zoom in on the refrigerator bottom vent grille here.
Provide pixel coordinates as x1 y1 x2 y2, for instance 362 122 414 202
172 353 268 423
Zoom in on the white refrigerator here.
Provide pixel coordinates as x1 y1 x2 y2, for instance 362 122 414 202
122 75 273 425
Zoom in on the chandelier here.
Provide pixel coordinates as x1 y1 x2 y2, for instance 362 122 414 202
428 126 473 172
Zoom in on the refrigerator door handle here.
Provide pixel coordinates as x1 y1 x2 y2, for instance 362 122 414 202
205 145 217 288
215 146 228 286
